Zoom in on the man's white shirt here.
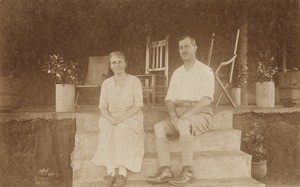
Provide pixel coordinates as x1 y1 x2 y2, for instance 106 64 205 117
165 60 214 102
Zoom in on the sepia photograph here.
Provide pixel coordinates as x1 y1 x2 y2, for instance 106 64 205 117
0 0 300 186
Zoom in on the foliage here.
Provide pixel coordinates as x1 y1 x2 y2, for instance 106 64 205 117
255 45 278 82
232 64 248 88
248 0 298 78
284 67 299 72
243 122 267 162
41 54 79 84
35 168 55 178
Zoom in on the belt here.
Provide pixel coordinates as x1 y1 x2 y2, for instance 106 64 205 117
175 102 197 107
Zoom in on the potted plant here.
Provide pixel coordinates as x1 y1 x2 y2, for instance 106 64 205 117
232 64 248 105
278 67 300 105
34 168 55 186
42 54 79 112
0 59 25 112
242 122 268 180
255 45 278 108
0 71 22 112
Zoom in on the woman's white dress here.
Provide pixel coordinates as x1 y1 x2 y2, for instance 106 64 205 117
92 75 145 172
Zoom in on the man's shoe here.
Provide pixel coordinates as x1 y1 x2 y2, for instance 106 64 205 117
103 174 116 187
113 175 127 187
145 166 174 184
168 166 196 186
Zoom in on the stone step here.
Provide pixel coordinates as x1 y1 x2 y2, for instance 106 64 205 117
72 151 251 183
74 109 233 133
73 177 265 187
71 129 241 160
145 129 241 153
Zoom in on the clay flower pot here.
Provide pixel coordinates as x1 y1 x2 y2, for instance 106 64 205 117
55 84 75 112
231 87 241 106
34 168 55 186
34 176 55 187
256 81 275 108
251 160 267 180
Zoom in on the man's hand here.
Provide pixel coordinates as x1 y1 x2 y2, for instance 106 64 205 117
170 116 178 126
190 123 197 136
169 116 179 138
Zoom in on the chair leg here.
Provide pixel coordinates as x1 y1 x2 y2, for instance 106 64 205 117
215 76 236 108
75 88 93 107
151 94 156 108
75 90 80 107
146 92 151 108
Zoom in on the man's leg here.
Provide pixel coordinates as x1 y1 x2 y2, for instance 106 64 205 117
177 119 194 167
169 119 195 185
153 120 172 167
146 119 174 184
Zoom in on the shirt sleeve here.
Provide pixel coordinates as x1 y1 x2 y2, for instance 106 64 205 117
133 77 144 107
200 68 215 101
99 80 108 108
165 72 177 102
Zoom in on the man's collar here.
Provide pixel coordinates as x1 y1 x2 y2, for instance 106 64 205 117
183 59 197 71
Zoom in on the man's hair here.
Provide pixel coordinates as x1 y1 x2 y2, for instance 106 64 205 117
178 35 197 47
109 51 126 62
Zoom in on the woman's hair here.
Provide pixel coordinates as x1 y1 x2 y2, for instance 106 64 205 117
109 51 126 63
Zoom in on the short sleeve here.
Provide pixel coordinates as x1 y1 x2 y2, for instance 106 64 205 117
99 80 108 108
165 72 177 102
133 77 143 107
201 68 215 101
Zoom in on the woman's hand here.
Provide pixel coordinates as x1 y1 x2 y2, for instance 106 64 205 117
111 116 125 125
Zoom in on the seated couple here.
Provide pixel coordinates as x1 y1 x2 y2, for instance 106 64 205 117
92 35 215 187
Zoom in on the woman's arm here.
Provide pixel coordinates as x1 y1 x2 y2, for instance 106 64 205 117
100 106 141 125
114 76 142 122
100 107 114 122
117 106 141 122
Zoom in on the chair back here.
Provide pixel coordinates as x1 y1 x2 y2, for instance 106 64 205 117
145 35 169 87
85 56 110 86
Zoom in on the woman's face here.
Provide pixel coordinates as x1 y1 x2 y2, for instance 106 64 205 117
110 55 127 75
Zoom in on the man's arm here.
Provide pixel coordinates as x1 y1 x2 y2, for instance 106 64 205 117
179 97 212 119
165 99 179 125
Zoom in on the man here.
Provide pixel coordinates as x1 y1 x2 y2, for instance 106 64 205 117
145 35 215 186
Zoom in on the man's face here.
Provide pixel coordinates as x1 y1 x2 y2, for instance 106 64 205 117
179 37 197 62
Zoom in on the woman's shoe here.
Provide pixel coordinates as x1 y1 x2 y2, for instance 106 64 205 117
113 175 127 187
103 174 116 187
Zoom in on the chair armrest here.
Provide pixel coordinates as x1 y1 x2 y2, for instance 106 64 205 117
136 74 166 78
76 85 100 88
215 54 237 76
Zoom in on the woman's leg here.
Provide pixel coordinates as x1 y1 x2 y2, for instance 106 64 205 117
113 120 144 172
118 166 127 177
107 166 116 176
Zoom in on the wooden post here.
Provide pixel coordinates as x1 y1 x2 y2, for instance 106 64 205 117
238 20 249 105
282 42 287 73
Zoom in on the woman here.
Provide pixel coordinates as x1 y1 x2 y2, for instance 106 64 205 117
92 51 144 187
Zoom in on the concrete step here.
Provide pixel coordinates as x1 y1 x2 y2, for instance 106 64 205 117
71 129 241 160
73 177 265 187
72 151 251 184
145 129 241 153
74 109 233 133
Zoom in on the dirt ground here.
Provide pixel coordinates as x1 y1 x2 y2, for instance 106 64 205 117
0 118 75 187
234 112 300 187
